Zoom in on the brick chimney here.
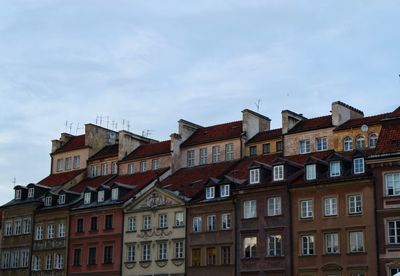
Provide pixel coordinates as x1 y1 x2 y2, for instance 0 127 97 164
281 110 306 134
117 130 156 161
51 133 74 153
331 101 364 126
241 109 271 141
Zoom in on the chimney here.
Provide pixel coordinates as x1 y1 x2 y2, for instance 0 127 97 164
241 109 271 141
117 130 154 161
51 133 74 153
281 110 306 134
331 101 364 126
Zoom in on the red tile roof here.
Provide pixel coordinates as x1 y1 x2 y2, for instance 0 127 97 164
335 113 391 131
53 135 87 154
180 121 243 148
38 169 86 187
70 175 116 193
246 128 282 144
123 140 171 161
372 120 400 155
227 153 282 179
288 115 333 134
88 144 118 161
160 161 238 198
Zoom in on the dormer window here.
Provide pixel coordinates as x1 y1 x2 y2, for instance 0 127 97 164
44 196 52 206
299 139 311 154
273 165 284 181
305 164 316 180
28 187 35 198
249 169 260 184
330 161 341 177
111 162 117 174
354 158 365 174
98 191 105 202
15 189 21 200
140 161 147 172
90 165 98 177
111 188 119 200
206 187 215 199
220 184 230 197
128 163 134 174
84 192 91 204
101 163 107 175
58 194 66 205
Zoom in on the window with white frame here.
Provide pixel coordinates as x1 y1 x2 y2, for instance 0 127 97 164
20 249 29 267
10 251 18 268
369 133 378 148
32 255 41 271
273 165 284 181
158 242 167 260
207 215 216 231
386 173 400 196
175 212 184 226
187 150 195 167
90 165 97 177
175 241 184 259
58 223 65 238
316 137 328 151
127 217 136 232
56 159 63 172
65 157 71 171
212 145 221 163
299 139 311 154
221 213 231 230
36 225 43 240
267 197 282 216
151 159 159 170
143 215 151 230
101 163 107 175
391 269 400 276
300 199 313 219
324 197 337 216
15 189 21 200
388 220 400 244
243 200 257 219
28 187 35 198
45 254 52 270
301 235 315 255
126 244 135 262
45 196 52 206
97 190 104 202
159 214 167 228
73 156 80 169
267 235 282 256
199 148 207 165
58 194 66 205
142 244 150 261
349 231 364 252
111 188 118 200
47 224 55 239
140 161 146 172
23 218 31 234
249 169 260 184
111 162 117 174
14 219 21 235
220 184 230 197
244 237 257 258
1 251 10 269
127 163 134 174
206 186 215 199
193 217 201 232
356 135 365 149
344 136 353 151
330 161 341 177
325 233 339 254
348 194 362 214
353 158 365 174
5 220 12 236
225 143 234 161
84 192 91 204
306 164 316 180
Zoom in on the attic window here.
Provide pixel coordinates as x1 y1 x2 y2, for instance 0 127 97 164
354 158 365 174
84 192 91 204
220 185 230 197
15 189 21 200
58 194 66 205
44 196 52 207
273 165 284 181
98 190 105 202
111 188 119 200
249 169 260 184
330 161 341 177
306 164 316 180
28 187 35 198
206 186 215 199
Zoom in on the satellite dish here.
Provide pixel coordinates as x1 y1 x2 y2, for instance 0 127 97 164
361 124 368 132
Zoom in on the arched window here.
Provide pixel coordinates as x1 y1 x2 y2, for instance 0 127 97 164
356 135 365 149
369 133 378 148
344 136 353 151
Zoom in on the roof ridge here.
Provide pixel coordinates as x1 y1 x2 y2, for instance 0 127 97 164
199 120 242 129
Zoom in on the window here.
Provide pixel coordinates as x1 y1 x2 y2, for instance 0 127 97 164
20 249 29 268
187 150 195 167
140 161 147 172
221 213 231 230
32 255 41 271
386 173 400 196
45 254 51 270
56 159 63 172
199 148 207 165
97 190 104 202
206 186 215 199
206 247 216 265
344 136 353 151
58 223 65 238
175 241 184 259
103 246 113 264
243 200 257 218
249 169 260 184
273 165 284 181
193 217 202 232
263 143 270 154
73 249 81 266
84 192 91 204
349 231 364 252
5 220 12 236
388 221 400 244
105 215 113 230
244 237 257 258
268 235 282 256
47 224 55 239
330 161 341 177
91 217 98 231
1 251 10 269
15 189 21 199
192 248 201 266
353 158 365 174
36 225 43 240
142 244 151 261
249 146 257 156
324 197 337 216
28 187 35 198
101 163 107 175
300 199 313 219
316 137 328 151
175 212 184 227
207 215 216 231
88 247 96 265
76 218 84 233
212 146 221 162
143 215 151 230
325 233 339 254
65 157 71 171
73 156 80 169
111 162 117 174
222 246 230 264
220 184 230 197
127 217 136 231
159 214 167 228
55 254 63 269
14 219 21 235
299 139 311 154
348 194 362 214
58 194 66 204
11 251 18 268
225 143 234 160
369 133 378 148
391 269 400 276
306 164 316 180
356 135 365 149
23 218 31 234
159 242 167 260
151 159 159 170
111 188 118 200
267 197 282 216
90 165 98 177
276 141 283 152
128 163 134 174
301 235 315 255
126 244 135 262
44 196 52 206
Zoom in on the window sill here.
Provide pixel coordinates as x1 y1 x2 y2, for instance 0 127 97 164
348 213 363 217
298 254 316 257
264 255 284 258
157 227 168 230
103 228 114 231
322 253 341 256
173 225 185 229
241 217 258 221
241 257 260 261
265 214 283 218
126 230 137 233
347 251 367 255
89 230 99 233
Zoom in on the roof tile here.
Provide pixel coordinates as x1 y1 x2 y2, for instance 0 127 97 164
89 144 118 161
123 140 171 161
288 115 332 134
38 169 86 187
246 128 282 144
53 135 86 154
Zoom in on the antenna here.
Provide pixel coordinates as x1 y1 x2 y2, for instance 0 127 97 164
95 115 99 125
122 119 125 130
106 116 109 129
12 177 16 187
255 99 261 112
65 121 68 132
127 120 130 132
75 122 82 135
99 116 103 126
69 122 73 133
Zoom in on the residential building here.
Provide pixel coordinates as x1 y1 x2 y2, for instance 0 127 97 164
245 128 283 156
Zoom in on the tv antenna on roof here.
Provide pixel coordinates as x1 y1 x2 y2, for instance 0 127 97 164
127 120 130 131
142 130 154 137
12 177 16 186
75 123 82 135
255 99 261 112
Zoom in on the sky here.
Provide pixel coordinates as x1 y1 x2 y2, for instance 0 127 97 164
0 0 399 204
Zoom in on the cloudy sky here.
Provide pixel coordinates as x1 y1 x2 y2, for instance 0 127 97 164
0 0 399 204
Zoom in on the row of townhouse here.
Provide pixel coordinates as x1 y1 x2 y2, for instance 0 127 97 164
1 101 400 276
